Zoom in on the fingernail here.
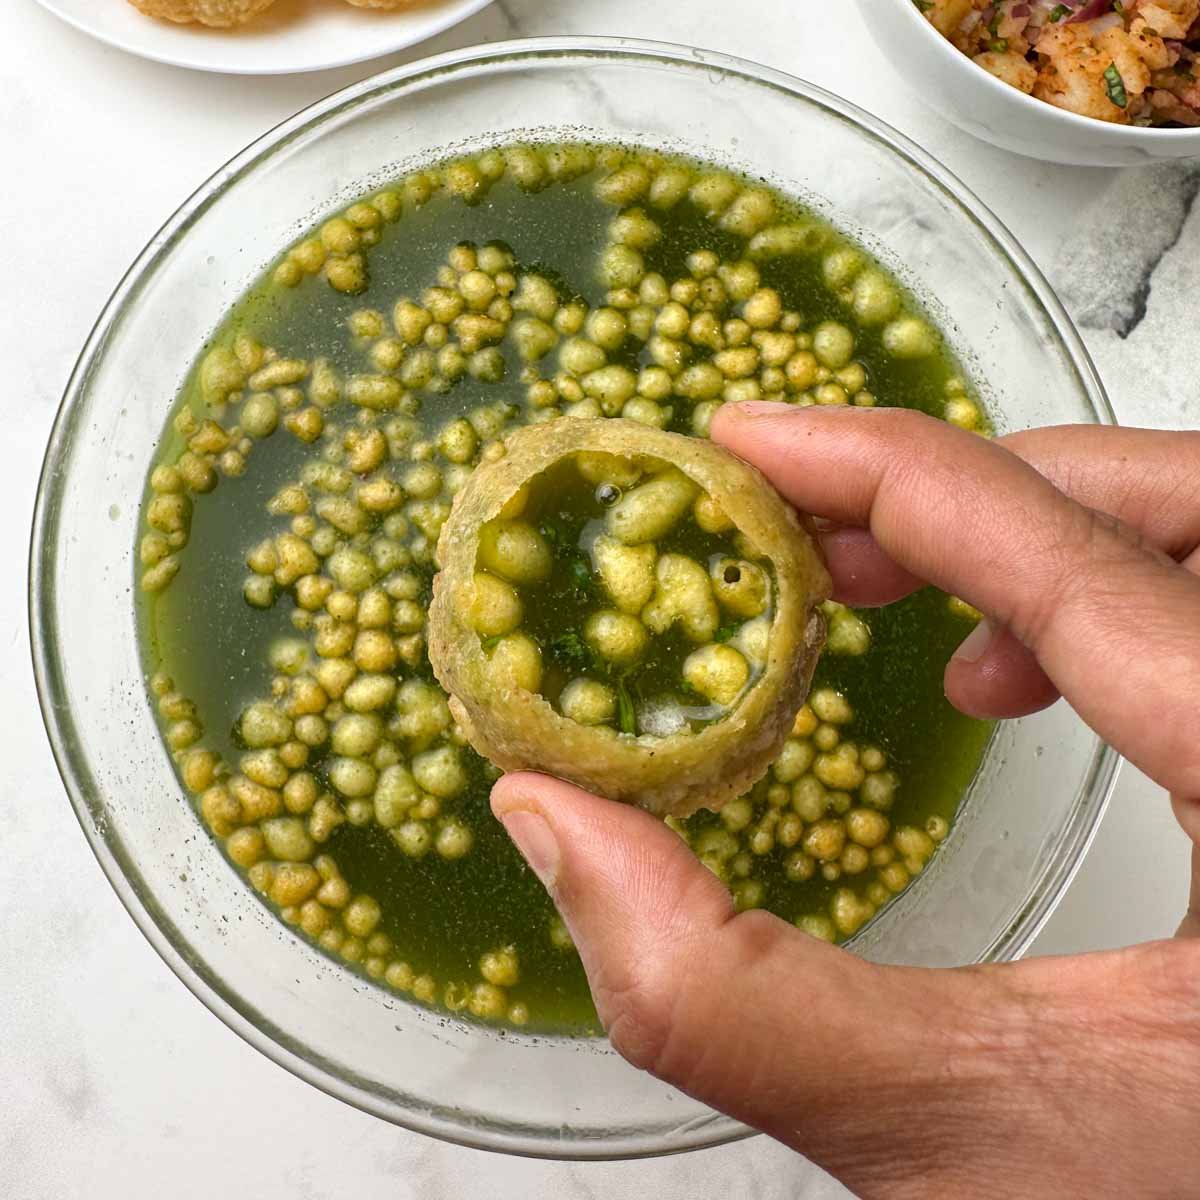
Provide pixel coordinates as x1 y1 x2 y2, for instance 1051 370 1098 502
952 618 993 664
499 808 560 891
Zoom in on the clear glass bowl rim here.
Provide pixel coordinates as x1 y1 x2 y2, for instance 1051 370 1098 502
29 35 1121 1160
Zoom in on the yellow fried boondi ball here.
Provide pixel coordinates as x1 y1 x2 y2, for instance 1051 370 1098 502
126 0 278 25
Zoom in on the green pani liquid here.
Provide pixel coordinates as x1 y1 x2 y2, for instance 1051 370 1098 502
139 143 992 1035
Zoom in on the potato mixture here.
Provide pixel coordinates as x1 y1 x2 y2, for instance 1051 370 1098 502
137 141 993 1032
918 0 1200 125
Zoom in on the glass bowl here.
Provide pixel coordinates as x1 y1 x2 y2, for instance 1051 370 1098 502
30 36 1119 1160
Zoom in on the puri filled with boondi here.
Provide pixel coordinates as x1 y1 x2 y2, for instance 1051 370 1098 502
427 418 832 818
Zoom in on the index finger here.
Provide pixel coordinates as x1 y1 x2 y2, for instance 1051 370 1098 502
713 402 1200 801
823 424 1200 607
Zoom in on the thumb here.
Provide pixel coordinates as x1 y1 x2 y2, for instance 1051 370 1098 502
493 771 849 1079
489 772 1007 1183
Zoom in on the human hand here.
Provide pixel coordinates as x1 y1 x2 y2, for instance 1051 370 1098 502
491 405 1200 1198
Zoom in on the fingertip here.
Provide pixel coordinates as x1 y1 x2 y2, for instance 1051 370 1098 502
489 769 557 818
491 771 735 917
944 625 1061 719
950 618 993 666
709 399 794 446
488 774 573 892
819 527 924 607
712 398 871 441
489 772 695 888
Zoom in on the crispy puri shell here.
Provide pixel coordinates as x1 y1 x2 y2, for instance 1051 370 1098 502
126 0 277 26
428 419 831 818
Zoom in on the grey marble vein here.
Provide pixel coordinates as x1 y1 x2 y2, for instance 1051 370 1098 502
1052 162 1200 339
1050 161 1200 429
42 1060 99 1123
491 0 524 35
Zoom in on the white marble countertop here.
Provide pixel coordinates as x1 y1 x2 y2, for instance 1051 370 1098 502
3 2 1197 1197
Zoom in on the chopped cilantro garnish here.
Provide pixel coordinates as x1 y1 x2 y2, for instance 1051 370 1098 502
989 37 1009 53
548 629 597 673
568 558 593 594
481 634 504 652
1049 4 1071 20
616 679 636 735
539 515 596 604
713 622 741 643
1104 62 1129 108
912 0 933 11
539 518 574 552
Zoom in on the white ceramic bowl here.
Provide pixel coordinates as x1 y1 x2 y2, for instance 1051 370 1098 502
861 0 1200 166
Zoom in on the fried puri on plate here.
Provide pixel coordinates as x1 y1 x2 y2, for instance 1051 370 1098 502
126 0 425 26
126 0 278 26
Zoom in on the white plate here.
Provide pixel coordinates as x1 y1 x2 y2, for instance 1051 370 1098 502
34 0 495 75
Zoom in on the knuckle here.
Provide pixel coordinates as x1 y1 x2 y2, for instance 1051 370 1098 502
1013 502 1136 649
595 875 788 1081
869 404 944 452
599 909 792 1079
596 959 683 1076
597 872 725 1075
